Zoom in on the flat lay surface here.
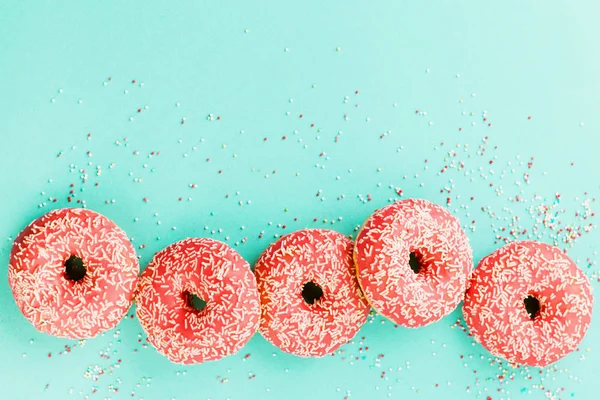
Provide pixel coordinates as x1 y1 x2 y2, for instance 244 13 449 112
1 1 599 399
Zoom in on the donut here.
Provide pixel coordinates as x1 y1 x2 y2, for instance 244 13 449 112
354 198 473 327
254 229 370 357
8 208 139 339
136 238 260 364
463 241 593 367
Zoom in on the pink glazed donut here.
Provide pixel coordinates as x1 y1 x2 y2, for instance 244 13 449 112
136 238 260 364
463 241 593 367
255 229 370 357
8 208 139 339
354 198 473 327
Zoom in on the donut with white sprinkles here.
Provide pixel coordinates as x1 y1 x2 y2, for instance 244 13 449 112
8 208 139 339
354 198 473 327
463 241 593 367
136 238 260 364
255 229 370 357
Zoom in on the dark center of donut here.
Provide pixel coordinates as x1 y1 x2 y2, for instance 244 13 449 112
408 252 423 274
523 295 540 319
185 292 208 311
64 255 87 282
302 281 323 305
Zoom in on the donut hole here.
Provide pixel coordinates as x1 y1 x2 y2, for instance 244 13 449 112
64 255 87 282
523 295 541 320
185 292 208 312
408 252 424 274
302 281 323 305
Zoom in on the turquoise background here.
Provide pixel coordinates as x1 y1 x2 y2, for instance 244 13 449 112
1 0 599 399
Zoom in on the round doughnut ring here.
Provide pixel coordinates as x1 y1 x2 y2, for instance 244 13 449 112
463 240 593 367
8 208 139 339
354 198 473 327
254 229 370 357
136 238 260 364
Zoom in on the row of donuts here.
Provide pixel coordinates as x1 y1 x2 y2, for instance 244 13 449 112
8 199 593 367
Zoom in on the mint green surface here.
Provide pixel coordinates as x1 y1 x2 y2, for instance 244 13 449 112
1 1 599 399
